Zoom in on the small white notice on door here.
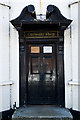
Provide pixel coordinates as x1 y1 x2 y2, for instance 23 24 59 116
43 46 52 53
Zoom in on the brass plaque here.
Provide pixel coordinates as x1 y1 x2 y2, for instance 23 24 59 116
24 31 59 38
31 47 40 53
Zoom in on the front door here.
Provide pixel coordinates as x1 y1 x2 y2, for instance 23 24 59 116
27 44 57 104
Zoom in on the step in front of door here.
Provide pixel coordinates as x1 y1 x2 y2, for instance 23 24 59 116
12 106 73 120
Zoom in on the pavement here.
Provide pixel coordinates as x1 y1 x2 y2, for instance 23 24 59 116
12 105 73 120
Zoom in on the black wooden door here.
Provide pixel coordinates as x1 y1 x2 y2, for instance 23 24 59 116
27 44 57 104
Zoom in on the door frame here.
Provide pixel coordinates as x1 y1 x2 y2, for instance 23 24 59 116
19 32 65 107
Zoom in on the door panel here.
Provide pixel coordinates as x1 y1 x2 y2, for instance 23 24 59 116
31 56 40 74
27 45 56 104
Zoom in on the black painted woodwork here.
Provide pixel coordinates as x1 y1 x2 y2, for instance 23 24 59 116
10 5 72 107
46 4 71 30
27 45 57 104
10 5 72 31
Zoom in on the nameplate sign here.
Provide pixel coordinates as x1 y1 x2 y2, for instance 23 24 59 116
43 46 52 53
24 31 59 38
31 47 40 53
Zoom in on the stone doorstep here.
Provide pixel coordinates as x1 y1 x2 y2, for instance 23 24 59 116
12 105 73 120
12 117 73 120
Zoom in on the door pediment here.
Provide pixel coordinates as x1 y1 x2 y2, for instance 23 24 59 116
10 5 72 31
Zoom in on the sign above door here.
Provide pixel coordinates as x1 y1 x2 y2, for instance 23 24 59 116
24 31 59 39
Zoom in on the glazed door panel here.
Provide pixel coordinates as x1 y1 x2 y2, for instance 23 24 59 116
27 45 57 104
